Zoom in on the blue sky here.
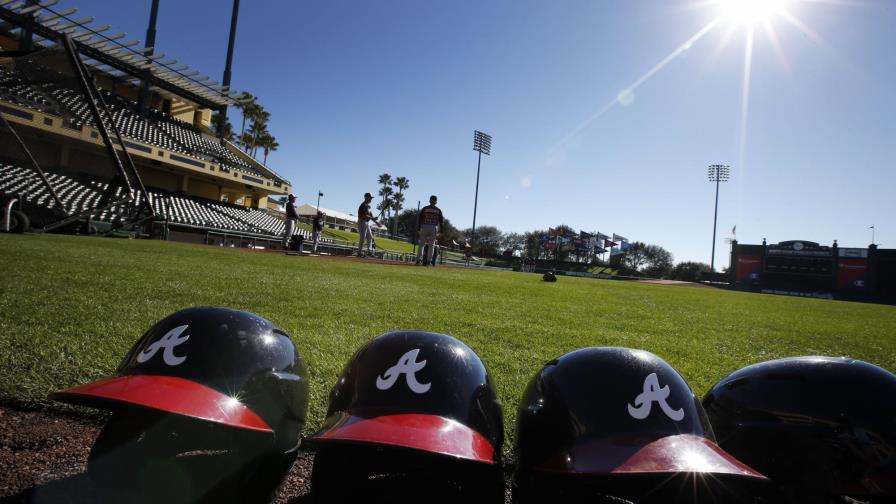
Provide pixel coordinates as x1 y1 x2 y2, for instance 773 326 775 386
59 0 895 265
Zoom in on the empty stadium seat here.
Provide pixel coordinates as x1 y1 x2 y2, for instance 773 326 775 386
1 64 269 178
0 163 298 239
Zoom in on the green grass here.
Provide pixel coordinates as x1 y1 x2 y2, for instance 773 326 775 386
2 233 895 459
317 227 472 261
318 226 417 254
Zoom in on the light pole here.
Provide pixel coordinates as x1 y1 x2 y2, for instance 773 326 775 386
471 130 492 249
316 191 323 212
218 0 241 140
708 164 730 272
412 200 421 257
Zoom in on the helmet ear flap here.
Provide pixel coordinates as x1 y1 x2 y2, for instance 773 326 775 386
240 369 308 451
269 370 309 422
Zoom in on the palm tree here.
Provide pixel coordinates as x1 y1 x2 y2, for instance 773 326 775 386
390 192 405 235
237 131 254 153
260 133 279 165
376 173 392 219
237 93 259 137
391 176 409 236
376 198 392 221
244 123 261 157
377 185 394 220
211 111 234 142
249 109 270 158
377 173 392 190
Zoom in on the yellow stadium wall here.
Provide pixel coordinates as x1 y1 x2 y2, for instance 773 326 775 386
187 178 221 200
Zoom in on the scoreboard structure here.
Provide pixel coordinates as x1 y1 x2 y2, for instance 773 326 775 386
728 239 896 303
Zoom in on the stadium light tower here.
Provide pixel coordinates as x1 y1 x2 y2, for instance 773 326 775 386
707 164 730 272
137 0 161 116
218 0 241 139
471 130 492 248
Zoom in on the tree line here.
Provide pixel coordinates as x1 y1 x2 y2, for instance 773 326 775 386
382 214 711 281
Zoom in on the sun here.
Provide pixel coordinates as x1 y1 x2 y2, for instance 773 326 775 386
716 0 790 26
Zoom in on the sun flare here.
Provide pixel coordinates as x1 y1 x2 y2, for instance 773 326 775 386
716 0 790 26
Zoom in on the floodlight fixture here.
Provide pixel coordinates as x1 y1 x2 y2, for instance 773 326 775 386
473 130 492 156
708 164 730 182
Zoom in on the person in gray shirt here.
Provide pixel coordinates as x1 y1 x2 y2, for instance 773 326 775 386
416 195 444 266
357 192 381 257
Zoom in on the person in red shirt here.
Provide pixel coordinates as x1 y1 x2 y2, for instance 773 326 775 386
416 195 444 266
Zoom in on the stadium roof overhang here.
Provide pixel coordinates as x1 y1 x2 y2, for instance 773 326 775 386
0 0 246 110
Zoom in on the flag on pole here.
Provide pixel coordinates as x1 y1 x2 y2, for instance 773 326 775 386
604 239 618 248
612 233 628 242
732 224 736 238
319 191 324 197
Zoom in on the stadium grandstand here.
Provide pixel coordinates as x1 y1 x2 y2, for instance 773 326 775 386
0 1 313 249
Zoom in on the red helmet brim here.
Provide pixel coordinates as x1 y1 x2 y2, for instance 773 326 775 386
536 434 767 479
50 375 272 434
312 412 495 464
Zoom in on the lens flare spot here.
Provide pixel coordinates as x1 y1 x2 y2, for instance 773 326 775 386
220 396 242 412
681 450 715 472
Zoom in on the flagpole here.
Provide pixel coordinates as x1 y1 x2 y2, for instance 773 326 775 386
871 225 875 245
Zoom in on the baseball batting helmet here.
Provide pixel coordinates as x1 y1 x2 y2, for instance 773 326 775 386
513 347 768 504
51 307 309 503
310 330 504 503
703 356 896 502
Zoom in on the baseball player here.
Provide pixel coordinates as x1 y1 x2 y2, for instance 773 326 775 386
357 192 381 257
312 211 324 254
283 194 298 249
416 195 444 266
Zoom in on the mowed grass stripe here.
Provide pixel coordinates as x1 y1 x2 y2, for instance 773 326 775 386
1 233 894 456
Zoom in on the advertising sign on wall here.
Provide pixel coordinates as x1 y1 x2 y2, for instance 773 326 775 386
737 254 762 285
837 257 868 291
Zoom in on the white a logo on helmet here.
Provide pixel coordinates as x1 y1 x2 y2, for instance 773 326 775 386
136 325 190 366
376 348 431 394
627 372 685 421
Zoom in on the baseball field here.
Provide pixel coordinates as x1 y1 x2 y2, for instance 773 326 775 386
3 232 895 454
